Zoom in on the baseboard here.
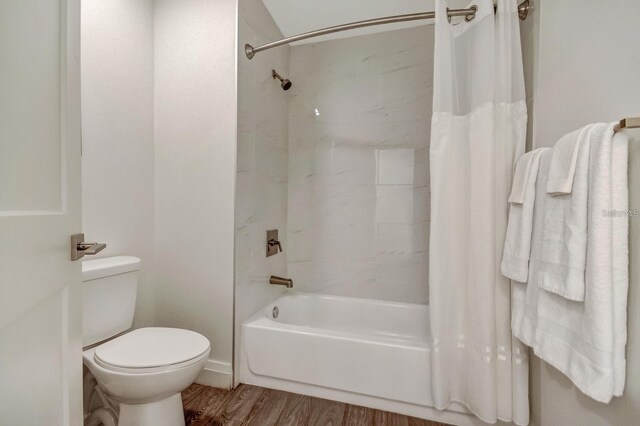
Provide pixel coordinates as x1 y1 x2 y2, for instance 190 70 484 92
195 359 233 389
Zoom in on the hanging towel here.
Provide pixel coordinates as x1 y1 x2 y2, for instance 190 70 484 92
509 148 537 204
511 149 551 348
611 131 629 396
545 127 586 195
502 148 549 282
537 124 605 301
513 122 630 403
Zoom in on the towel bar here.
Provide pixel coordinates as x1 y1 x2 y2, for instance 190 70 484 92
614 117 640 133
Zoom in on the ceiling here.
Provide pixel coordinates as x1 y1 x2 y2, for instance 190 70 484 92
261 0 471 45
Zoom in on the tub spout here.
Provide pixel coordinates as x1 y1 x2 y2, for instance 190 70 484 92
270 275 293 288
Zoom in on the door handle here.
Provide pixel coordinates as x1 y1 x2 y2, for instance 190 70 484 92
77 242 107 255
71 233 107 261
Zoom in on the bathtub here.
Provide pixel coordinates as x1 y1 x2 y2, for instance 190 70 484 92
240 293 478 425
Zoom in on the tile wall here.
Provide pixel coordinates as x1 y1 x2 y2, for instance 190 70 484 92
234 0 291 381
286 25 433 303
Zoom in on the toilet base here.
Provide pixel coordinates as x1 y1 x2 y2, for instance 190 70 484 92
118 393 185 426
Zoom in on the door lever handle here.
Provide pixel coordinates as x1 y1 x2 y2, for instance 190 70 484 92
70 233 107 261
77 242 107 255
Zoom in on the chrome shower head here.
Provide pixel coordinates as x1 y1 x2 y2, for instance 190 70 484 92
272 69 292 91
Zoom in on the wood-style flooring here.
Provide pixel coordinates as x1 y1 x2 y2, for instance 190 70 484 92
182 383 450 426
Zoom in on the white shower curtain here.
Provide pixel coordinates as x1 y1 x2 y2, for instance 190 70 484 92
429 0 529 424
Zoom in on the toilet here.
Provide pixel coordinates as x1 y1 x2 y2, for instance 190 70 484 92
81 256 210 426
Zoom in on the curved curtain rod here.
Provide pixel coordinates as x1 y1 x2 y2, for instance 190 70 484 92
245 0 530 59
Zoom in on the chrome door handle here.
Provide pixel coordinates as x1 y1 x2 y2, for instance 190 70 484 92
71 233 107 261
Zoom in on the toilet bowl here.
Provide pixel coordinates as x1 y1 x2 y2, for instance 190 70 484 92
83 328 210 426
81 257 210 426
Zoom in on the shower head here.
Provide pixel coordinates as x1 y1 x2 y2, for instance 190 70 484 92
272 69 292 91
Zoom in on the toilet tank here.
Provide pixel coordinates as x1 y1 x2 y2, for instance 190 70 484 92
82 256 141 347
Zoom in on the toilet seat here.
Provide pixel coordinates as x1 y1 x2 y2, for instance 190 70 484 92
93 327 210 374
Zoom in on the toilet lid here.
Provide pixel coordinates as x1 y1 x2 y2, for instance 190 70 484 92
94 327 210 369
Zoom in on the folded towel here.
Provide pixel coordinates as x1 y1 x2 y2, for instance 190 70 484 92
572 121 616 401
501 148 549 282
537 124 604 301
545 127 586 195
611 131 629 396
508 148 537 204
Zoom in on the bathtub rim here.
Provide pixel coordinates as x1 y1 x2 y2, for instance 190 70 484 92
245 291 431 348
256 290 429 312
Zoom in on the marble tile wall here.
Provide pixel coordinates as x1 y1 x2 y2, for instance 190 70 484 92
287 25 434 303
234 0 290 381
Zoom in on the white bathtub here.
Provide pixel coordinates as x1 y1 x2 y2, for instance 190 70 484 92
240 293 479 425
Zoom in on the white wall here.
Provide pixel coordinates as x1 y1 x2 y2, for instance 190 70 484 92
153 0 237 388
526 1 640 424
286 26 432 303
234 0 290 384
81 0 156 328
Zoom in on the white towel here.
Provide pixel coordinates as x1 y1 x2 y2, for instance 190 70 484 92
512 122 629 403
611 131 629 396
501 148 549 282
511 150 550 348
508 148 537 204
545 127 585 195
537 124 602 301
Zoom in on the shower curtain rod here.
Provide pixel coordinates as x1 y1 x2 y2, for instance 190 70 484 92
245 0 530 59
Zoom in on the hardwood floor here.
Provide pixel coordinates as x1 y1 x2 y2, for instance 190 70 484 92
182 383 450 426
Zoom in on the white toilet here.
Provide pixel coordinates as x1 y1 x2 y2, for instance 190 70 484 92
81 256 210 426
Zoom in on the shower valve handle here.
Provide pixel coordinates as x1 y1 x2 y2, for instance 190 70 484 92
268 238 282 252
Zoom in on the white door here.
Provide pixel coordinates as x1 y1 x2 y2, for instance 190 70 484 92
0 0 83 424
